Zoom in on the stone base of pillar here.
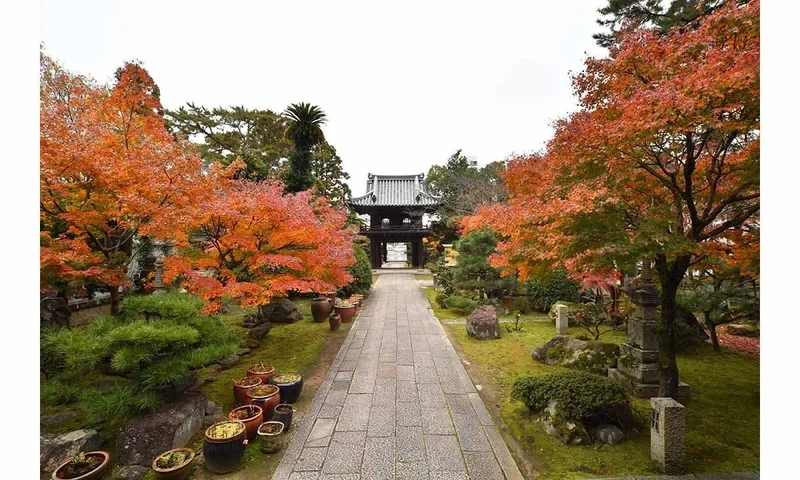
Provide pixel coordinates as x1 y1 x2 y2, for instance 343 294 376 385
609 368 691 399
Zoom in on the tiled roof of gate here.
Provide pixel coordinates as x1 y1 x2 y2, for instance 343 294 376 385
348 173 442 207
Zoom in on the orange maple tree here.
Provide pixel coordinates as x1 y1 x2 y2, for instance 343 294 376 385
463 1 759 396
163 160 355 312
40 53 203 313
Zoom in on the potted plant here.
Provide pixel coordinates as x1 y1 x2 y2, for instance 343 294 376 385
329 312 341 331
272 403 294 431
233 376 261 404
246 361 275 384
334 299 356 323
228 404 264 441
151 447 195 480
52 451 110 480
257 421 285 454
203 421 247 474
348 296 361 308
350 293 364 306
311 296 332 321
246 383 281 418
271 373 304 403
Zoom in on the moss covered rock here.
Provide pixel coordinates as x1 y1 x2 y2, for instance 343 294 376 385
531 336 620 375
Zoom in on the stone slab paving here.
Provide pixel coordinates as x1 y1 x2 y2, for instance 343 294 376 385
595 473 759 480
274 273 524 480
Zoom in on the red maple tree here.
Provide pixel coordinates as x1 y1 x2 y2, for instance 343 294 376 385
464 1 759 396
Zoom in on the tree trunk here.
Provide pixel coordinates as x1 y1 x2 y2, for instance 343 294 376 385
655 254 691 398
704 311 720 351
109 286 121 316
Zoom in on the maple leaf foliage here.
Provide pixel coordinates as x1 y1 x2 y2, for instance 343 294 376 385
40 52 204 310
163 160 355 312
462 1 759 395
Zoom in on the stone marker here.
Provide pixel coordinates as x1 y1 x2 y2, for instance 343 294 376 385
555 305 568 334
650 397 685 475
152 257 166 295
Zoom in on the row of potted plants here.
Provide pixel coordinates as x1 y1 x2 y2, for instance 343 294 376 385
311 292 365 330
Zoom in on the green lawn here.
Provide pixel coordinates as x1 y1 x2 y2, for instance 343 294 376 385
426 290 760 479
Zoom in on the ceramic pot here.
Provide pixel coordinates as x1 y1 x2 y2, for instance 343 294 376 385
272 403 294 431
246 384 281 419
311 297 331 322
227 404 264 441
246 363 275 384
233 376 261 405
203 421 247 474
52 451 110 480
271 373 303 403
329 313 341 331
335 305 356 323
257 421 285 453
151 447 195 480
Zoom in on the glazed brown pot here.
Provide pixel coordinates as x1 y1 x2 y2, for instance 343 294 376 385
228 404 264 441
151 447 195 480
246 363 275 384
329 313 341 331
335 305 356 323
233 376 261 404
52 451 110 480
246 384 281 419
311 297 332 322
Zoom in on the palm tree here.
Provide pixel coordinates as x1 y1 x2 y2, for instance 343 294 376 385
283 103 328 192
283 102 327 151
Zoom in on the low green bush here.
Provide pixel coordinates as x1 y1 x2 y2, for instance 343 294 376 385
81 385 162 420
511 371 633 427
511 296 534 315
121 292 204 321
435 293 449 308
444 295 478 315
41 380 80 406
340 245 372 296
523 266 581 312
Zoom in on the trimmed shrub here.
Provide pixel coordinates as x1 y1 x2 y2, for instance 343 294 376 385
435 293 449 308
511 296 534 315
121 292 204 321
524 267 581 312
511 371 633 427
444 295 478 315
340 245 372 296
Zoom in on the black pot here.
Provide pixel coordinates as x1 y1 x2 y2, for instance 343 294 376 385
203 421 247 474
270 374 304 404
272 403 294 431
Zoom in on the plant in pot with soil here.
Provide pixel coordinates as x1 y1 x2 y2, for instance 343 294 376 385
271 372 304 403
203 421 248 474
334 299 356 323
52 451 110 480
246 383 281 419
246 361 275 384
350 293 364 306
311 296 332 321
272 403 294 431
329 312 342 331
257 421 285 454
228 404 264 441
233 376 261 404
151 447 195 480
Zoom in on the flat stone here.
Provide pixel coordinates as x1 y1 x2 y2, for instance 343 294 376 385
426 434 466 472
396 462 429 480
396 426 426 462
307 418 337 448
249 322 273 339
322 431 366 474
41 412 77 426
335 394 371 431
368 403 396 437
464 450 504 479
218 354 240 369
361 436 395 479
421 405 455 435
289 473 322 480
295 447 327 471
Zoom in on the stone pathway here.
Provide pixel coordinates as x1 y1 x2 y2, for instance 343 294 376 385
273 273 523 480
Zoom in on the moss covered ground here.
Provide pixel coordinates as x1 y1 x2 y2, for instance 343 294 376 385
425 289 760 479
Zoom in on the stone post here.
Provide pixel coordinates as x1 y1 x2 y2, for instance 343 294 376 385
153 257 166 295
650 397 686 475
555 305 568 335
608 259 690 398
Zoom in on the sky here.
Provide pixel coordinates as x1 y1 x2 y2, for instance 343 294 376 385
40 0 607 196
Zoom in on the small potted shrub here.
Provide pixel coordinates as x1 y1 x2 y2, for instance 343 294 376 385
203 421 247 474
311 296 332 322
228 404 264 441
271 373 303 403
257 421 285 453
272 403 294 431
52 451 110 480
246 361 275 384
151 447 195 480
350 293 364 306
334 299 356 323
329 312 342 331
233 376 261 404
246 383 281 418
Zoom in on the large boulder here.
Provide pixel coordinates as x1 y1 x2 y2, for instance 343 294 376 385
41 296 71 327
532 336 620 375
726 323 760 337
675 306 709 348
539 401 591 446
116 393 206 466
248 322 273 339
465 306 500 340
258 298 303 324
40 429 103 474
